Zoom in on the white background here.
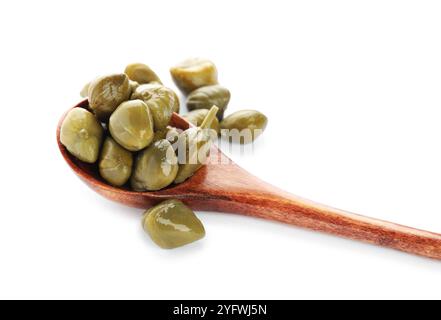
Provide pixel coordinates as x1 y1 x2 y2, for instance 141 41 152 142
0 0 440 300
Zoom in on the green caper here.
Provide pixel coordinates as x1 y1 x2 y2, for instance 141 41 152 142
142 200 205 249
166 127 181 150
129 80 140 93
171 89 180 114
152 128 168 144
170 58 218 95
220 110 268 144
183 109 220 135
151 126 180 145
80 81 90 98
174 106 219 184
186 85 230 120
131 84 177 130
88 74 131 121
109 99 154 151
131 139 178 191
125 63 162 84
60 108 104 163
99 137 133 187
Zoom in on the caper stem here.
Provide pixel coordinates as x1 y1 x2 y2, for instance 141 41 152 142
200 105 219 130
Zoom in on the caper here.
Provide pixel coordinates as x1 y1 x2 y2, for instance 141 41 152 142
60 108 103 163
80 81 90 98
220 110 268 144
124 63 162 84
131 84 177 130
150 127 181 152
166 127 181 150
186 85 230 120
88 74 131 121
99 137 133 187
174 106 219 184
152 128 168 144
171 89 180 114
131 139 178 191
109 99 154 151
152 126 181 146
129 80 140 93
170 58 218 95
183 109 220 135
142 200 205 249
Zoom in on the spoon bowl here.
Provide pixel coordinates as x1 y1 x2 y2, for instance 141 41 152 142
57 99 441 260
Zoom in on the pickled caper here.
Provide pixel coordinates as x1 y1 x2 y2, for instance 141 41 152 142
60 108 103 163
152 126 181 146
125 63 162 84
186 85 230 120
131 84 177 130
152 128 168 144
170 58 218 95
183 109 220 135
80 81 90 98
220 110 268 144
171 89 180 114
174 106 219 184
142 200 205 249
88 74 131 121
99 137 133 187
109 100 154 151
131 139 178 191
129 80 140 93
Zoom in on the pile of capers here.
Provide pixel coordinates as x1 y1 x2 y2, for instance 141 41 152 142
171 58 268 144
60 59 268 249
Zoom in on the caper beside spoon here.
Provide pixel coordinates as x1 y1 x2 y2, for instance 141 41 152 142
142 200 206 249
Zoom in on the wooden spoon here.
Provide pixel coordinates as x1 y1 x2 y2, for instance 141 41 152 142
57 100 441 260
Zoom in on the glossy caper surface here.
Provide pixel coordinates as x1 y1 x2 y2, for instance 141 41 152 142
88 74 131 121
99 137 133 187
171 89 180 114
220 110 268 144
142 200 205 249
152 128 168 144
170 58 218 95
131 84 177 130
183 109 220 134
109 100 154 151
60 108 103 163
166 127 181 150
80 81 90 98
131 139 178 191
174 106 218 184
125 63 162 84
186 85 230 120
151 126 177 144
129 80 140 93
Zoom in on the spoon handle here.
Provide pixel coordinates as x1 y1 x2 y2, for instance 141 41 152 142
221 189 441 260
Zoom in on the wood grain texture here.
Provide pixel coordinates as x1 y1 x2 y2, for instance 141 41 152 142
57 100 441 260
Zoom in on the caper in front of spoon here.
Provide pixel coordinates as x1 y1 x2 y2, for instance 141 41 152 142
142 200 206 249
109 99 154 151
99 137 133 187
186 85 230 120
60 108 103 163
131 139 178 191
